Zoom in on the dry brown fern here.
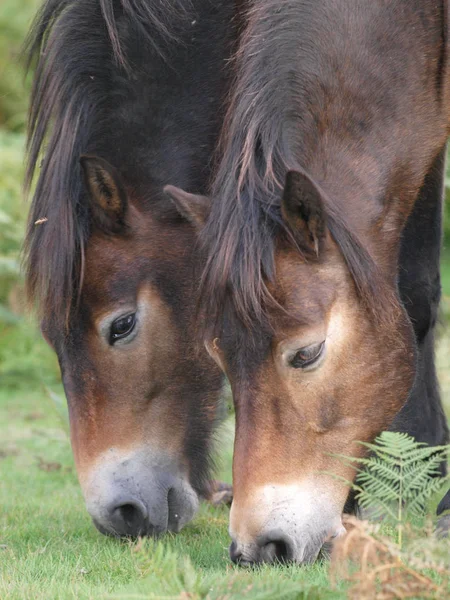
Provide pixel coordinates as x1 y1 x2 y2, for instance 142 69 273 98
330 516 449 600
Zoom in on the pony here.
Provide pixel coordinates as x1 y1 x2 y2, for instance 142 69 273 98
24 0 235 537
166 0 450 564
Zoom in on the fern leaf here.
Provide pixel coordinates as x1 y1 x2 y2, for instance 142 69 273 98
407 476 450 517
337 432 450 540
403 457 445 497
355 491 398 521
356 471 400 501
359 458 404 483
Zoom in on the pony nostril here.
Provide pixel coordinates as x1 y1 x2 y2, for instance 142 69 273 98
118 503 140 527
259 532 294 564
229 541 255 567
111 500 147 536
167 487 179 531
229 541 244 565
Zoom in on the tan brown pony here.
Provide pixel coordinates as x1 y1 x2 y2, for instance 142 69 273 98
166 0 450 564
23 0 235 537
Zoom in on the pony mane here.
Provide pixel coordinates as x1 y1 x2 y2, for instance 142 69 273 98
199 0 388 334
23 0 194 327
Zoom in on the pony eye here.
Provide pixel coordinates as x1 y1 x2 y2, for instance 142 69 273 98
289 342 324 369
110 313 136 344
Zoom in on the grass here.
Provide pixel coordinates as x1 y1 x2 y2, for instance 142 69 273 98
0 387 341 600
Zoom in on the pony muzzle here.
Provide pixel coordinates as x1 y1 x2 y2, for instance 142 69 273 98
229 481 346 565
79 448 199 538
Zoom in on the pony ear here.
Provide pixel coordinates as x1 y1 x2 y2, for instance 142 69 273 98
80 155 128 234
281 170 327 256
163 185 210 229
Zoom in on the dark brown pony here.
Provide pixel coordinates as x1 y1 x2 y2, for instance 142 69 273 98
23 0 235 537
167 0 450 564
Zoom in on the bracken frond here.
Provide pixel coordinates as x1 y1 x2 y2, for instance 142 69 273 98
331 516 450 600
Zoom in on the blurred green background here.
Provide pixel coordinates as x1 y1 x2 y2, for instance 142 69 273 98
0 0 60 389
0 0 449 392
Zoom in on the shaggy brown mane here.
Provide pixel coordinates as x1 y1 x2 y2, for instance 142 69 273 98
23 0 196 328
199 0 387 334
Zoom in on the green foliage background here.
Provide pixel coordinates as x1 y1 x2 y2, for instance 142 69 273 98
0 1 60 386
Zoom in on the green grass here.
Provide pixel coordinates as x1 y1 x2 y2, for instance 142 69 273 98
0 387 342 600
